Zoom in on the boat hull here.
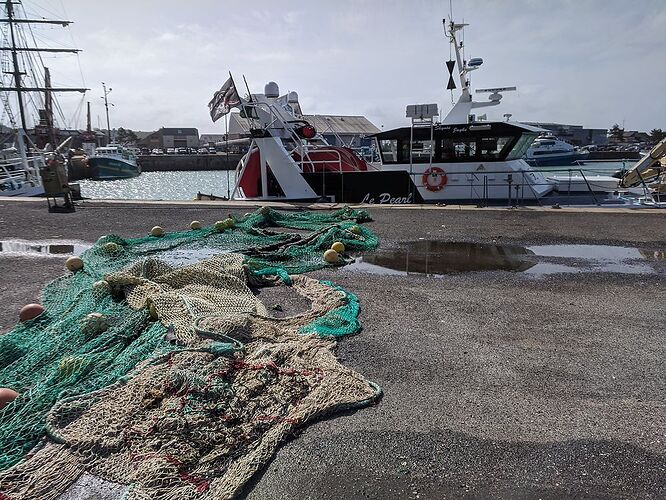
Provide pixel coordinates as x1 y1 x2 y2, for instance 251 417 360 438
526 152 589 167
0 183 44 197
88 157 141 180
235 162 554 205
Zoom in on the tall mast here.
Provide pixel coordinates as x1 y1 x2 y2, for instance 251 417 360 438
6 0 27 131
445 20 471 102
86 101 91 133
102 82 111 143
44 67 57 146
1 0 88 137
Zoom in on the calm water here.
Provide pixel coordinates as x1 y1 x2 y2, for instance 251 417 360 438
76 162 627 201
78 170 235 201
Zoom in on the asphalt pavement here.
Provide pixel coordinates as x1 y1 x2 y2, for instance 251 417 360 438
0 199 664 499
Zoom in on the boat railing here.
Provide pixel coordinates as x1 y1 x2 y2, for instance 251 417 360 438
0 155 45 179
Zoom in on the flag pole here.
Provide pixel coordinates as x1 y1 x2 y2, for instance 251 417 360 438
242 74 253 103
225 111 230 199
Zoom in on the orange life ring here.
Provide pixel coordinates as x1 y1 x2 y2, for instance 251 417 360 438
422 167 448 191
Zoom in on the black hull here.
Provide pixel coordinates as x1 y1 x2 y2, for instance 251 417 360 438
302 171 424 204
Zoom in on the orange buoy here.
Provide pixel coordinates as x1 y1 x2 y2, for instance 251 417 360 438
19 303 45 322
0 388 18 409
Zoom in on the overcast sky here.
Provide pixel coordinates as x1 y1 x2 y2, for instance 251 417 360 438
16 0 666 134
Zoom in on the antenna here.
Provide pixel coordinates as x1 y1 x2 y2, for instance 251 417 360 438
101 82 113 143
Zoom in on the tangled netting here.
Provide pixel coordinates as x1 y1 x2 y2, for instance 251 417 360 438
0 207 380 499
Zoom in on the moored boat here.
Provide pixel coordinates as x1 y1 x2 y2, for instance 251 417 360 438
87 145 141 180
0 144 45 196
525 134 589 166
210 20 557 205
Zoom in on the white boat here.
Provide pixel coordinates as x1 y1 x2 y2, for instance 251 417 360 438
208 18 654 206
525 134 589 166
0 141 45 197
211 19 555 205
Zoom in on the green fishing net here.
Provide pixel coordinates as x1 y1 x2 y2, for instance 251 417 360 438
0 207 380 498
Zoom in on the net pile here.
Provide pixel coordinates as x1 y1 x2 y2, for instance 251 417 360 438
0 207 380 499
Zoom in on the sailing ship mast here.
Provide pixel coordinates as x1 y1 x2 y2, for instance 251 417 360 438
1 0 88 145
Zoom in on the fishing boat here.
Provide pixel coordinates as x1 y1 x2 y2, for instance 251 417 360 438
87 144 141 180
525 134 589 166
0 0 87 197
210 18 658 206
213 20 560 205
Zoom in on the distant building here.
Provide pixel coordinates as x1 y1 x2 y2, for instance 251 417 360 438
524 122 608 146
619 130 652 144
199 134 226 147
228 113 380 148
138 128 199 149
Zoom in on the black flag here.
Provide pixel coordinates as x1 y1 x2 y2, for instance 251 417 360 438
208 75 241 122
446 60 456 90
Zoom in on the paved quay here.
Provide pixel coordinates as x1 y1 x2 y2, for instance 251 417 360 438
0 199 665 499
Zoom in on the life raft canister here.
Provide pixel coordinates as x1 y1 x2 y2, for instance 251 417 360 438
422 166 448 191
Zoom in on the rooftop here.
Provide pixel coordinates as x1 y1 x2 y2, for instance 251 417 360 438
229 113 380 136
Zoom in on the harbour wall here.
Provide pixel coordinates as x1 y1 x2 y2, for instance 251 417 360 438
138 154 242 172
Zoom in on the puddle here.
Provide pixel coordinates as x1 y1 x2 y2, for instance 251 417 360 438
349 241 536 275
345 241 663 277
0 240 91 257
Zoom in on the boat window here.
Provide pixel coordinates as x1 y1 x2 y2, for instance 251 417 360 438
379 139 398 163
479 137 512 160
453 140 477 159
410 140 434 163
506 133 537 160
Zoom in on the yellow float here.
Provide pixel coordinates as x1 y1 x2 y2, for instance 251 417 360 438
65 256 84 272
323 249 339 263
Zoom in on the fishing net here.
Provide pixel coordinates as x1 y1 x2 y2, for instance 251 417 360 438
0 207 380 499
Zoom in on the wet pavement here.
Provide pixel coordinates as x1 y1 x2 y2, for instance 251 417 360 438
0 200 665 499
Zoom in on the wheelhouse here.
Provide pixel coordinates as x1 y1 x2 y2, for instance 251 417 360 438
373 122 540 164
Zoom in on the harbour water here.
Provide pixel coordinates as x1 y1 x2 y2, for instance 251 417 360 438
76 162 628 201
77 170 235 201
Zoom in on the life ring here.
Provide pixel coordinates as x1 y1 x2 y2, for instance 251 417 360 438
422 167 448 191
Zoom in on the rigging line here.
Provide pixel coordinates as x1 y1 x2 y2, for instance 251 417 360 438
69 93 85 129
21 1 84 127
58 0 85 87
22 0 64 22
17 5 67 128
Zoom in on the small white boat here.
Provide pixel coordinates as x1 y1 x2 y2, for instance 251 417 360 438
525 134 588 166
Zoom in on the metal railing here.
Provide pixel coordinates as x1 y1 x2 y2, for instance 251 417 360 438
0 155 45 193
